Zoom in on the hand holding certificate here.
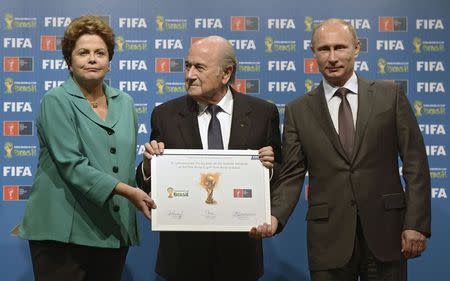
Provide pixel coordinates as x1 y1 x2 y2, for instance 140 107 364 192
151 149 271 231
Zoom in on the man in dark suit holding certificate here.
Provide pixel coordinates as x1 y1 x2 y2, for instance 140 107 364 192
252 18 431 281
137 35 281 281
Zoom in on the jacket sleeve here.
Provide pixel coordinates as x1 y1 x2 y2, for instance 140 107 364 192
395 85 432 237
267 103 282 184
136 105 163 193
271 103 307 233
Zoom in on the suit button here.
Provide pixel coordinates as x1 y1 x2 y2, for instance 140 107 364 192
107 130 114 135
350 200 357 206
113 205 120 212
110 147 116 154
112 166 119 173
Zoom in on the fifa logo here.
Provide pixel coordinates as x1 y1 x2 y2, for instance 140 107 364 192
414 100 423 117
156 79 165 95
156 15 164 31
377 58 386 74
304 16 313 32
4 13 13 30
4 77 14 94
265 36 273 53
116 36 124 53
304 79 313 92
4 142 13 158
412 37 422 53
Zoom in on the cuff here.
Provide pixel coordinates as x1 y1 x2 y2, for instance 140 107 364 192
141 163 151 181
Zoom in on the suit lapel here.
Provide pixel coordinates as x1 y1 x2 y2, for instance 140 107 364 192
228 90 251 149
63 77 116 129
103 85 121 128
351 77 375 163
177 96 203 149
306 83 348 161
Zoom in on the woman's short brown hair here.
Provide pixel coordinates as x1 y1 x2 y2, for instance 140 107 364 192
61 15 115 67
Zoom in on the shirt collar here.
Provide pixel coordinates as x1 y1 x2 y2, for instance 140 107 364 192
198 87 233 116
323 72 358 102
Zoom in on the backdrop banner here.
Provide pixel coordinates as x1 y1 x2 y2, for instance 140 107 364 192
1 0 448 280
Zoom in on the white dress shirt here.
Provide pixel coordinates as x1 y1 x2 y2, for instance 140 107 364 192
323 72 359 134
197 87 233 149
141 88 234 180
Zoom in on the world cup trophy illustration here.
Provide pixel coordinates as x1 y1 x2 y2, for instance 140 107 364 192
200 173 220 204
413 37 422 53
5 13 13 30
167 187 174 198
265 36 273 53
377 58 386 74
156 16 164 31
116 36 124 53
5 77 14 94
4 142 13 158
414 100 423 117
304 78 313 92
304 16 313 32
156 79 165 95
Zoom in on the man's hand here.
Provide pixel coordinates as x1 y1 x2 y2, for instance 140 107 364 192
258 146 274 169
128 189 157 220
249 216 278 240
114 183 157 220
401 229 427 259
143 140 165 177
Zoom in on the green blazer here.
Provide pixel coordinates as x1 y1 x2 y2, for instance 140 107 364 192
19 76 140 248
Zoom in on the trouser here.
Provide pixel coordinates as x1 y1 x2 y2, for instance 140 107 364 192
29 240 128 281
310 218 407 281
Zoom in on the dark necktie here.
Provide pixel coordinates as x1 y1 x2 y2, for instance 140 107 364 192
334 87 355 158
207 104 224 149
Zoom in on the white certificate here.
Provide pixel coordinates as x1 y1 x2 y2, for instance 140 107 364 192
151 149 271 231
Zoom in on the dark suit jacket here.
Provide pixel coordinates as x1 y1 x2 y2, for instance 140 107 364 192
137 89 281 280
271 77 431 271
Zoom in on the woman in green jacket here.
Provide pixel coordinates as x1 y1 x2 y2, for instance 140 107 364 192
19 15 155 281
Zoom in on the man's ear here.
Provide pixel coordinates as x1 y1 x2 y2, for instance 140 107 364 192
310 46 317 59
222 66 233 84
354 40 361 58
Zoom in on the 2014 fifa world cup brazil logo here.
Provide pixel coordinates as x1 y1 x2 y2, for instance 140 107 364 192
116 36 124 53
377 58 386 74
156 79 165 95
304 79 313 92
265 36 273 53
4 13 13 30
414 100 423 117
413 37 422 53
200 173 220 204
4 77 14 94
156 16 164 31
167 187 174 198
304 16 313 32
4 142 13 158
